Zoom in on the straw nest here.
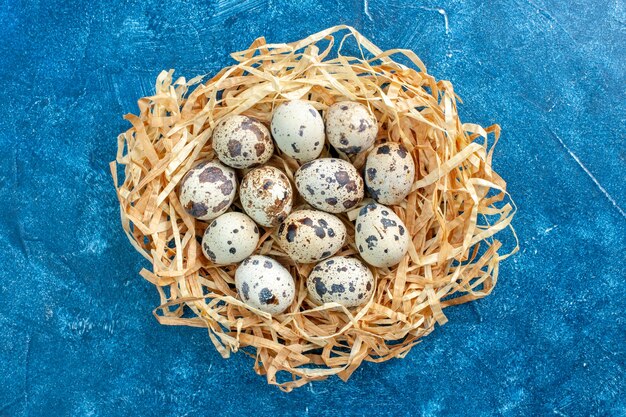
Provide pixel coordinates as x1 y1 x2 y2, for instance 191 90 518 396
111 25 517 391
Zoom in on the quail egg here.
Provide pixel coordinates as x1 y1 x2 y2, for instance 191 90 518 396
294 158 364 213
235 255 296 314
240 166 293 227
179 160 237 221
202 212 259 264
365 142 415 204
212 115 274 169
270 100 325 162
277 210 347 263
355 203 410 268
325 101 378 154
306 256 374 307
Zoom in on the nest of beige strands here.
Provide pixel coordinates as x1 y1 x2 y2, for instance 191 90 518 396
111 25 517 391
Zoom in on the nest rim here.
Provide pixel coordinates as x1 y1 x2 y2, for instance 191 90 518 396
111 25 517 391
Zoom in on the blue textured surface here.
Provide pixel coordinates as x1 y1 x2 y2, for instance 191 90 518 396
1 0 624 415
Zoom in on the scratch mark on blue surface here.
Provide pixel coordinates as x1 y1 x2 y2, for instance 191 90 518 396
520 93 555 114
521 225 559 255
79 18 92 64
470 302 483 323
548 128 626 220
543 225 558 234
138 76 153 99
15 220 30 257
418 6 450 34
3 211 31 258
438 8 449 34
363 0 373 22
111 75 123 110
0 397 21 414
212 0 267 19
612 0 626 25
24 334 31 412
13 148 19 186
518 0 578 44
188 24 206 58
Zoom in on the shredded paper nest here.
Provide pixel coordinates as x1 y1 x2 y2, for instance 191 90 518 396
111 25 517 391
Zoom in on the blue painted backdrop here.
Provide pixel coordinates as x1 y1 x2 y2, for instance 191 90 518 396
1 0 624 415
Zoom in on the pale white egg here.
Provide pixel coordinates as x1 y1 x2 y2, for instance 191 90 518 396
235 255 296 314
355 203 410 268
306 256 374 307
325 101 378 154
270 100 325 162
212 115 274 169
294 158 364 213
365 142 415 204
202 212 259 264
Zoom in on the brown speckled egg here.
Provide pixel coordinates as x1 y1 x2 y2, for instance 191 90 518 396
294 158 364 213
270 100 325 162
240 166 293 227
202 212 259 264
179 160 237 221
235 255 296 314
212 115 274 169
306 256 374 307
365 142 415 204
325 101 378 154
355 203 409 268
277 210 346 263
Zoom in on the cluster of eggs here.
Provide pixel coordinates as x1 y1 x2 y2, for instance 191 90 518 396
178 100 415 314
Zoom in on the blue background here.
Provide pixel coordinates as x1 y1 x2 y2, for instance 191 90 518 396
1 0 624 415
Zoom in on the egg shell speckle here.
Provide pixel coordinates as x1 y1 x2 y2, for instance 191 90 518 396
179 160 237 221
365 142 416 204
325 101 378 154
306 256 374 307
212 115 274 169
235 255 296 314
202 212 259 264
355 203 410 268
277 210 347 263
270 100 325 162
239 166 293 227
294 158 364 213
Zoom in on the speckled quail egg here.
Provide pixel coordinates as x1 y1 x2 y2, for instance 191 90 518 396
294 158 364 213
201 212 259 264
270 100 325 162
235 255 296 314
325 101 378 154
277 210 347 263
355 203 410 268
365 142 415 204
212 115 274 169
179 160 237 221
306 256 374 307
239 166 293 227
